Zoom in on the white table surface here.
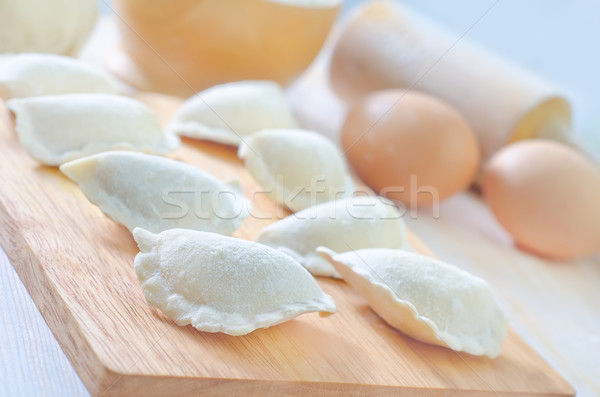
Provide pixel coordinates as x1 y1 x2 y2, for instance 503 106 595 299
2 0 599 396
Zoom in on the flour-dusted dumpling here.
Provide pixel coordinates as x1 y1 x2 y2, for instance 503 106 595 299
317 248 508 358
0 0 97 56
7 94 179 165
168 80 298 146
133 228 337 335
239 129 354 212
60 151 249 234
0 53 118 100
257 196 408 278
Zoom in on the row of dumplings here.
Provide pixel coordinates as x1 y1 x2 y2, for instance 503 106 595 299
1 53 507 358
2 53 352 213
132 204 507 358
2 53 179 164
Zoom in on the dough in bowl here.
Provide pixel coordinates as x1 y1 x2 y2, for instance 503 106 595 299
133 228 337 336
318 247 508 358
7 93 179 165
60 151 249 235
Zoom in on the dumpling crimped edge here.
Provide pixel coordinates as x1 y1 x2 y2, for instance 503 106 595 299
317 246 508 358
133 228 337 336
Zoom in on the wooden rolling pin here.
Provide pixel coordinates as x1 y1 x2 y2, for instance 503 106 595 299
329 1 572 161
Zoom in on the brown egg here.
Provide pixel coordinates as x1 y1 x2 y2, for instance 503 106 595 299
329 1 572 162
483 139 600 260
341 90 480 207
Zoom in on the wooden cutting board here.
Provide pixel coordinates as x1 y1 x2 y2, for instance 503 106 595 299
0 99 573 396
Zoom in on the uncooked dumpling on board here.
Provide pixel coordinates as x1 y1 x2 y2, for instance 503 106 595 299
7 93 179 165
0 0 97 56
167 80 298 146
0 53 118 100
257 196 408 278
239 128 354 212
317 247 508 358
60 151 249 235
133 228 337 336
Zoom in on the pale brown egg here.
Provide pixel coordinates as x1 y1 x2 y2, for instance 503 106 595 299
482 139 600 260
329 1 572 162
341 90 480 207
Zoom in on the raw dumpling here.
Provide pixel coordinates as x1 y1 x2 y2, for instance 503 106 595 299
7 93 179 165
239 129 354 212
133 228 337 335
60 151 249 235
167 80 298 146
317 248 508 358
0 53 118 100
0 0 97 56
257 196 408 278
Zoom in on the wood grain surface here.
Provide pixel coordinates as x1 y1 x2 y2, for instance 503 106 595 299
0 96 574 396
